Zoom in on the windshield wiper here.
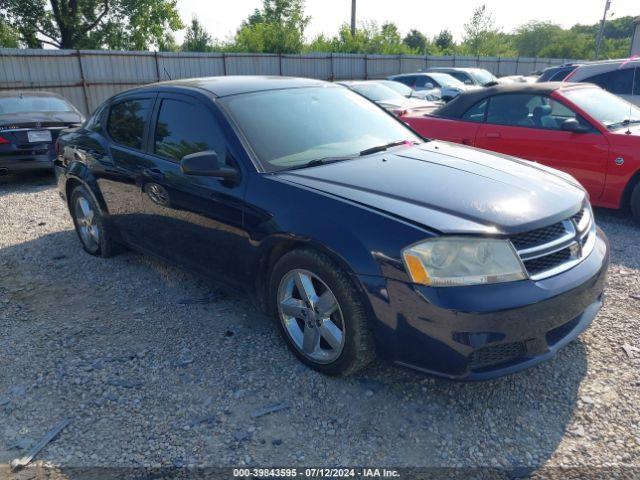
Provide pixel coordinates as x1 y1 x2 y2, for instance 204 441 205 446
607 118 640 130
282 155 358 172
359 140 419 156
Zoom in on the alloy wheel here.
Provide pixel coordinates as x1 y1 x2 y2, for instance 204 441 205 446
277 269 345 364
74 195 100 251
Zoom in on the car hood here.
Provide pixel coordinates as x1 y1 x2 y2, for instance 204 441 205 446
0 111 84 127
275 141 586 235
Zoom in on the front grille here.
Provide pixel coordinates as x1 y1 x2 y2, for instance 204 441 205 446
510 207 595 280
523 248 572 275
510 222 566 250
469 342 526 369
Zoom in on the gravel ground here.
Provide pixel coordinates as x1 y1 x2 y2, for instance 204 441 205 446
0 172 639 478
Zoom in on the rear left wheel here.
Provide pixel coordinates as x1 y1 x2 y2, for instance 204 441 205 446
269 248 376 376
69 185 119 258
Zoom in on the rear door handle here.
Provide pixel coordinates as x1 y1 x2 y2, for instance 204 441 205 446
486 132 502 138
143 168 164 181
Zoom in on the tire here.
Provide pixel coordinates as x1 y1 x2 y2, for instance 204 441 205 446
269 248 375 376
631 182 640 225
69 185 119 258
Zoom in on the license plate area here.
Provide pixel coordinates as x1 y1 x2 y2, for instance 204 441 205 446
27 130 52 143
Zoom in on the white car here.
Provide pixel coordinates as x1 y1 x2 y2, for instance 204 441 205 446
337 81 442 116
565 58 640 106
388 72 480 102
379 80 441 101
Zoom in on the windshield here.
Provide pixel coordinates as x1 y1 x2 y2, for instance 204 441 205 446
0 95 75 114
348 83 406 102
381 80 412 97
222 86 421 172
563 87 640 129
472 69 497 85
428 73 466 88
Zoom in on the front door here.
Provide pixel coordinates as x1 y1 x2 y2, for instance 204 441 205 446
135 93 247 283
473 93 609 199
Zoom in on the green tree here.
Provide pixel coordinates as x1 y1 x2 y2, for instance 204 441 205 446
403 29 428 53
513 21 563 57
434 29 455 53
0 0 183 50
462 4 499 55
233 0 309 54
158 32 180 52
0 18 20 47
182 17 212 52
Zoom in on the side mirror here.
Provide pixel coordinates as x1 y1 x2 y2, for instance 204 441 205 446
561 118 589 134
424 82 435 90
180 151 238 180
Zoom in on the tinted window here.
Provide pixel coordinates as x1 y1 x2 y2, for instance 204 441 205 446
394 76 415 87
462 99 488 122
107 99 152 150
85 104 106 132
584 68 635 95
154 99 224 162
548 68 574 82
447 71 471 83
0 95 75 114
222 86 420 172
415 76 436 88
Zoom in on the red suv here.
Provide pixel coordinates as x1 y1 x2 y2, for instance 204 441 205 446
403 82 640 223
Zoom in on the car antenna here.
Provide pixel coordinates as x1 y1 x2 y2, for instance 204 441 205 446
621 56 638 135
163 66 172 81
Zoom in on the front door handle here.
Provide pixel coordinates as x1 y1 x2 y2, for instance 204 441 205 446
143 168 164 181
486 132 502 138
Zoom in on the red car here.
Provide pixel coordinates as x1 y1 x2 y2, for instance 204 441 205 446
403 82 640 222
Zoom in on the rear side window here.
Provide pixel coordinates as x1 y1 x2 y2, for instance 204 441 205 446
415 76 435 88
447 71 470 83
462 99 488 122
153 98 225 162
107 99 152 150
394 76 415 87
584 68 636 95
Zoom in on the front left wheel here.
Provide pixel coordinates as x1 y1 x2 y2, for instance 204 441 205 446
69 185 119 258
269 248 376 376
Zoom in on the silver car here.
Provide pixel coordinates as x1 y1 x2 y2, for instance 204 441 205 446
565 58 640 106
337 81 442 116
387 72 480 102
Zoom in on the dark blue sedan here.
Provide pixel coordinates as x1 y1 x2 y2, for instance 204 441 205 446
54 76 609 379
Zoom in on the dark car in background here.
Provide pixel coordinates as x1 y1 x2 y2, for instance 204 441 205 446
54 76 608 380
338 80 441 116
0 91 84 175
536 63 582 83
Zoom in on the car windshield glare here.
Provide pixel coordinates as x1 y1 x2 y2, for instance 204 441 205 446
222 86 421 172
474 69 497 85
563 87 640 129
0 96 74 114
350 83 406 102
382 81 412 97
428 73 465 88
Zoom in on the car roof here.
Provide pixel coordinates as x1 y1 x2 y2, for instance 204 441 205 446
125 76 329 98
432 82 594 118
427 67 484 72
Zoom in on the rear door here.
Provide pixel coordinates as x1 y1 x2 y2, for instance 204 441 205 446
474 93 609 199
99 95 156 242
135 93 247 282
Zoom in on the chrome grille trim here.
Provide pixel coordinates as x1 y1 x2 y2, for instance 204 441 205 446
510 207 596 281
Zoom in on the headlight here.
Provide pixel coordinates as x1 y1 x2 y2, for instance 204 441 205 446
402 237 527 287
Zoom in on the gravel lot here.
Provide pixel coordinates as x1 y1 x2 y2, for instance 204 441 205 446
0 172 639 478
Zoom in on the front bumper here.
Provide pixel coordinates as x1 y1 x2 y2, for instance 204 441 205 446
360 228 609 380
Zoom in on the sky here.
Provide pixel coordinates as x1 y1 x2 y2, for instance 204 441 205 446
175 0 639 43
